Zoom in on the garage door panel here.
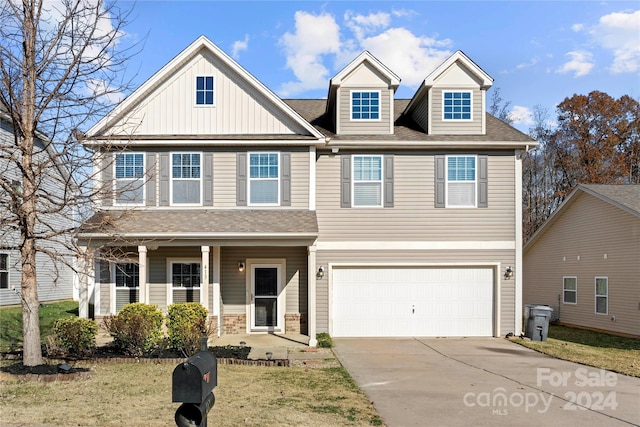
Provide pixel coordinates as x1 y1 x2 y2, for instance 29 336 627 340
332 267 494 337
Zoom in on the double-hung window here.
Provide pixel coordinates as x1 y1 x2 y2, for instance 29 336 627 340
249 152 279 205
563 277 577 304
446 155 476 207
171 261 201 303
172 153 201 205
114 153 144 205
443 91 472 120
0 254 8 289
115 263 139 288
351 91 380 120
353 155 382 207
595 277 608 314
196 76 214 105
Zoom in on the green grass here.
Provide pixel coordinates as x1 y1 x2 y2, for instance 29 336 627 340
512 325 640 377
0 300 79 352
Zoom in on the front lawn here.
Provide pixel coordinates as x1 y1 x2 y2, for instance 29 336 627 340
512 325 640 377
0 300 79 352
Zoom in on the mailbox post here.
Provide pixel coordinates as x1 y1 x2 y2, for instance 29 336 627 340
172 337 217 427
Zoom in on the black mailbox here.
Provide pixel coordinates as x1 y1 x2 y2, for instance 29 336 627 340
172 350 217 427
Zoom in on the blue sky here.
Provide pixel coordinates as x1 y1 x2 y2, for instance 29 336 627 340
114 1 639 132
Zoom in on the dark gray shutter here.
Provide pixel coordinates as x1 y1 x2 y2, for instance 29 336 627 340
384 155 394 208
477 155 488 208
203 152 213 206
280 152 291 206
102 153 113 207
340 154 351 208
435 155 446 208
146 153 156 206
236 152 247 206
159 153 170 206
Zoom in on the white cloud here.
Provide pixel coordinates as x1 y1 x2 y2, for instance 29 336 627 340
85 79 125 104
359 28 453 86
510 105 534 127
516 57 539 70
591 10 640 73
278 11 341 96
231 34 250 60
391 8 418 18
571 23 585 32
344 11 391 40
557 51 594 77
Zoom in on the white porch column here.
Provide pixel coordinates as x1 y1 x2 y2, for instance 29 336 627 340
201 246 210 311
138 246 148 304
212 246 221 337
307 244 318 347
515 149 524 336
77 246 94 319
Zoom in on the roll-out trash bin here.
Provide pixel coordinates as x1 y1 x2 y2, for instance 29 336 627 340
526 305 553 341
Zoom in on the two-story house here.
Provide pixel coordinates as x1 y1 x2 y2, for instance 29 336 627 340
0 107 76 306
77 36 535 345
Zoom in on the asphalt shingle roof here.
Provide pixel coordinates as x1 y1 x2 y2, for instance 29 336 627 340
79 209 318 239
580 184 640 215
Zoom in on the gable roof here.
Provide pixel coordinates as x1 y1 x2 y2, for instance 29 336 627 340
86 35 324 140
524 184 640 251
403 50 493 116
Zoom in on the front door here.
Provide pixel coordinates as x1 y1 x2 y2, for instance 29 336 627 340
251 265 281 330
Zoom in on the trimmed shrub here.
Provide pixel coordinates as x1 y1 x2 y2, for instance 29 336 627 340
51 317 98 356
316 332 333 348
103 303 164 356
166 302 213 356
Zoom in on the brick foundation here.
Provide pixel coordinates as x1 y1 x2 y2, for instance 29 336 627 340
222 314 247 334
285 313 307 334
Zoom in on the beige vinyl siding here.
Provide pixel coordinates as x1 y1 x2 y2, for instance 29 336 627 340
410 94 430 133
524 193 640 337
338 87 392 135
98 260 111 315
106 50 304 136
430 88 483 135
220 247 307 315
315 249 516 335
316 152 515 241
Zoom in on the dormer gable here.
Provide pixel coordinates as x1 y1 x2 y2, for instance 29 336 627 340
86 36 323 144
404 51 494 136
326 51 400 136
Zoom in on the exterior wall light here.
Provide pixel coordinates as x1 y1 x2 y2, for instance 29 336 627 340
238 262 245 272
317 266 325 279
504 266 513 280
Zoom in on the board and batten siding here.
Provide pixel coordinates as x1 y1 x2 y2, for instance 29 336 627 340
220 247 308 316
524 193 640 337
337 87 393 135
316 152 516 242
106 50 304 136
315 249 516 336
430 88 483 135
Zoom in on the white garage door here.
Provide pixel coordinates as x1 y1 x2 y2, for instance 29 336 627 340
332 267 494 337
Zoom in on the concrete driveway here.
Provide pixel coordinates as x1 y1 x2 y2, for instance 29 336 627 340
333 338 640 427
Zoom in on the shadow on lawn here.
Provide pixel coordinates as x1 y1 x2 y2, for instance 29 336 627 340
549 324 640 351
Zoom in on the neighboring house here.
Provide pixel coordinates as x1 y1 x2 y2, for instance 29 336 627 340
523 184 640 337
77 36 535 345
0 108 76 306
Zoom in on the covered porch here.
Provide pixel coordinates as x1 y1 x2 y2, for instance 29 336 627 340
77 209 319 346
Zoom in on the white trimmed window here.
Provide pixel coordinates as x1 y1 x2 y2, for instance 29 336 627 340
114 153 144 205
196 76 215 105
351 91 380 120
115 263 139 288
171 261 201 304
0 253 8 289
171 153 201 205
595 277 608 314
353 155 382 207
563 277 577 304
249 152 279 205
443 91 472 120
446 155 476 207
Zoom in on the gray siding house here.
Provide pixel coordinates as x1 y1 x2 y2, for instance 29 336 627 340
0 109 76 306
524 184 640 337
77 36 535 345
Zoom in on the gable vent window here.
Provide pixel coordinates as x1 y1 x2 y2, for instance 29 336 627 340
351 91 380 120
443 91 472 120
196 76 215 105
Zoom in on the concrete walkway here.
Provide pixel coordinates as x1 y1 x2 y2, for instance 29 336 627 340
333 337 640 427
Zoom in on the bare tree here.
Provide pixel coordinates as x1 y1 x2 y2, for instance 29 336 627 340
0 0 137 366
488 87 513 125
